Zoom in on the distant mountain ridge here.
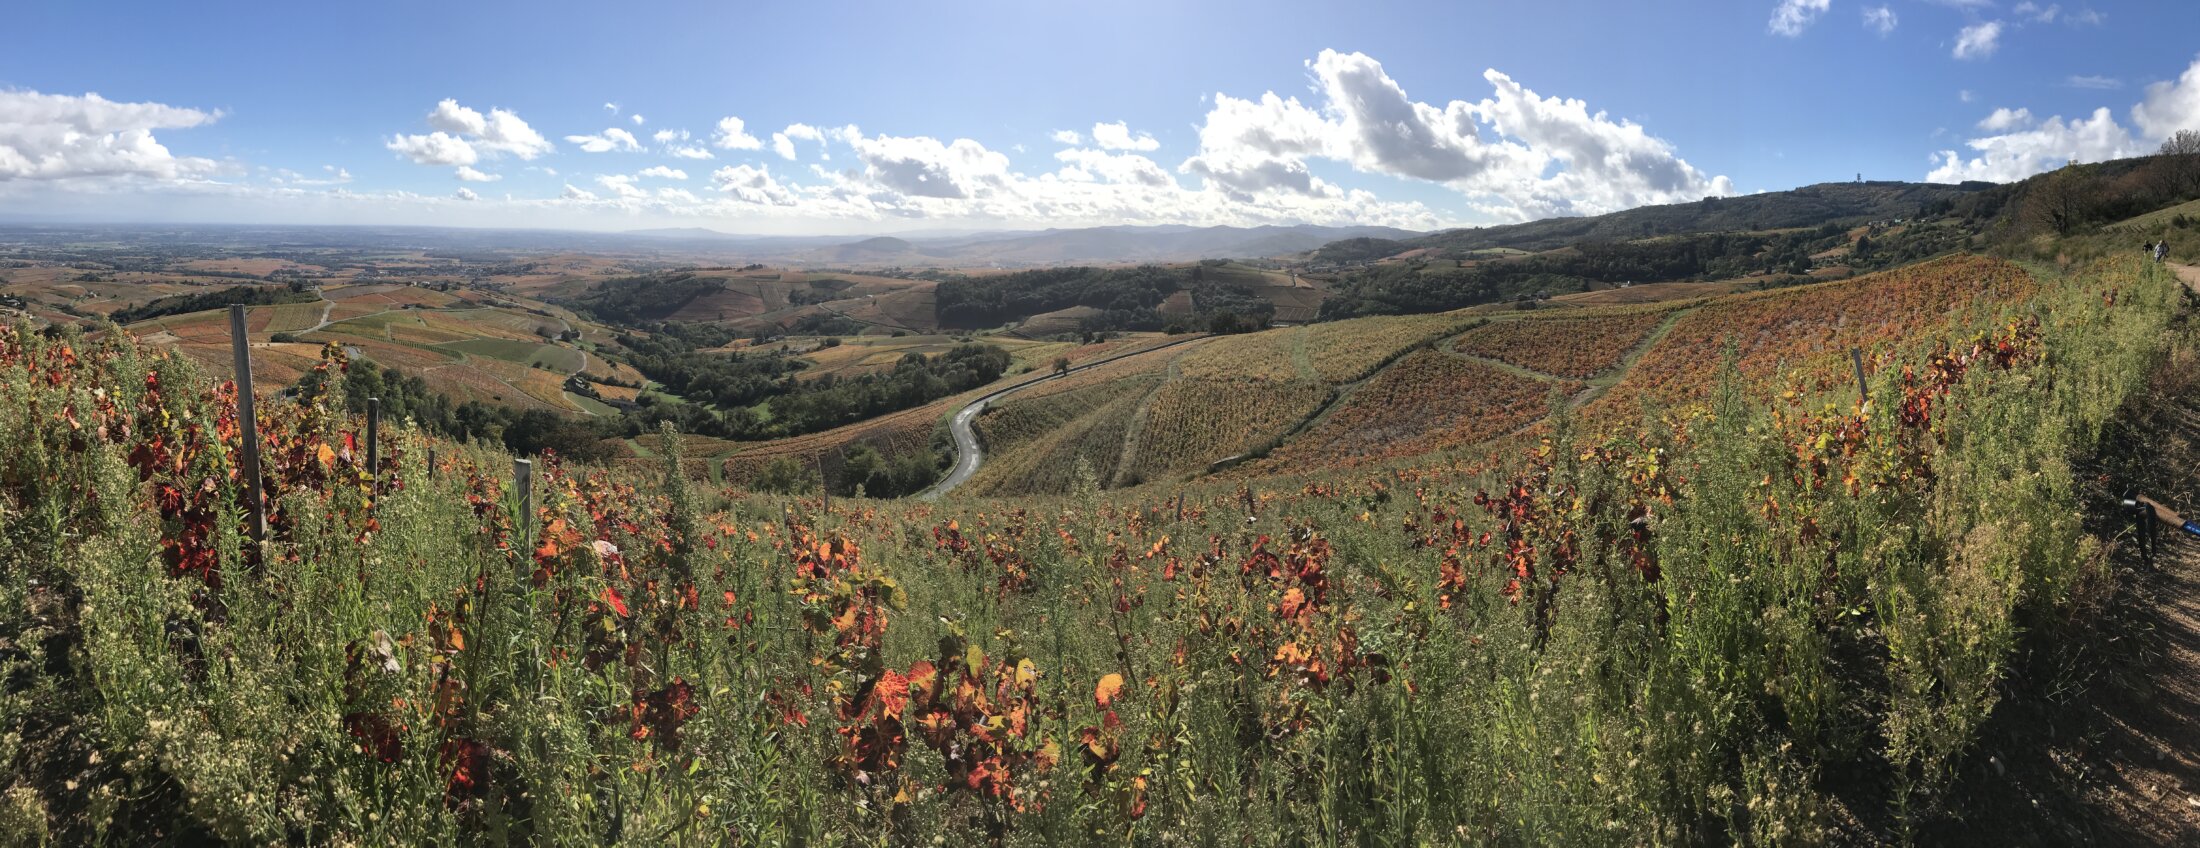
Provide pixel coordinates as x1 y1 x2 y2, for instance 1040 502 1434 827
624 224 1421 266
1363 181 1993 257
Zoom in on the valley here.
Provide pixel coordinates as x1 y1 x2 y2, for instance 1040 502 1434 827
9 157 2200 844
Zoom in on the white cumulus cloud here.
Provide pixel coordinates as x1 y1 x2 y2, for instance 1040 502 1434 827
1933 55 2200 184
1090 121 1160 151
1180 50 1730 221
2134 57 2200 140
454 165 501 182
1928 108 2137 182
421 99 552 159
280 165 351 186
769 123 826 160
595 174 647 199
565 127 642 153
0 90 221 181
387 132 477 166
1053 148 1174 187
713 163 800 205
637 165 688 180
841 128 1015 199
651 129 713 160
454 187 478 201
1769 0 1832 37
1954 21 2003 60
1050 129 1084 145
1977 107 2034 131
713 116 763 150
1863 6 1898 35
561 183 597 201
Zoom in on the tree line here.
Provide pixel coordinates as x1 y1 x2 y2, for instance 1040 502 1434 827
110 283 319 325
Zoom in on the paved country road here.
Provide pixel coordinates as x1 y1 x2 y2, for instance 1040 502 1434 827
917 335 1207 501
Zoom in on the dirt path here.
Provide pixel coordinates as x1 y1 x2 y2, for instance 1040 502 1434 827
2173 262 2200 296
1939 308 2200 846
2077 549 2200 843
303 290 337 332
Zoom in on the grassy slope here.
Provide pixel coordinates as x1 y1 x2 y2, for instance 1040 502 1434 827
0 248 2183 844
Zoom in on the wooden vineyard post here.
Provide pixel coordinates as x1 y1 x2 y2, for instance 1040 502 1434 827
229 305 267 544
426 447 437 479
513 458 534 530
365 397 380 489
1850 347 1869 406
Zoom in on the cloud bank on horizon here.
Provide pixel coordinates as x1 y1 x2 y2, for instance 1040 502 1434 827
0 50 1742 232
4 5 2200 233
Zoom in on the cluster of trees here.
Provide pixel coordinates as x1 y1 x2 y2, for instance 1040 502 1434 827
615 323 808 410
936 263 1274 336
293 357 620 464
779 313 869 337
609 343 1011 442
749 440 946 499
109 282 318 324
770 344 1008 435
1317 222 1971 318
569 272 726 324
2016 134 2200 237
597 312 1010 440
937 265 1180 329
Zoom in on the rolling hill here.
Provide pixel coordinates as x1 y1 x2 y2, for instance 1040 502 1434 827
1377 180 1991 256
952 253 2038 495
644 224 1426 267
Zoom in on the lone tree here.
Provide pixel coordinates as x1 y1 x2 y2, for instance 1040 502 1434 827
2026 166 2089 236
2156 130 2200 199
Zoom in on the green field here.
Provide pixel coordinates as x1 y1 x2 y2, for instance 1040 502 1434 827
440 337 587 372
2110 196 2200 232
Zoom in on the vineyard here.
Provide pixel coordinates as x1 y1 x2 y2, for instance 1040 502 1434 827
0 250 2189 845
970 375 1158 477
1304 311 1479 383
1452 305 1679 378
966 374 1159 495
1174 328 1306 382
1253 349 1573 473
1582 253 2040 427
1120 377 1334 482
965 310 1491 493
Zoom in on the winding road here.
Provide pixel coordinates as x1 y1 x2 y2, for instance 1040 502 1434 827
917 335 1207 501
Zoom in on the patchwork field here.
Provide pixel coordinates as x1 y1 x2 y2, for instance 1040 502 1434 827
1251 349 1571 473
1453 306 1678 378
1303 311 1480 383
951 255 2047 494
1582 253 2037 425
1120 376 1332 482
1174 328 1306 382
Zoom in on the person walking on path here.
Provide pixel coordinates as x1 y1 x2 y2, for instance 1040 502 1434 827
2158 240 2171 264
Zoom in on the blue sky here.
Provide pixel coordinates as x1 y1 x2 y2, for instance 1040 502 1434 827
4 0 2198 233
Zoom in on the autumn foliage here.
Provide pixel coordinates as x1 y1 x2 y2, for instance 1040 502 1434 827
0 252 2182 844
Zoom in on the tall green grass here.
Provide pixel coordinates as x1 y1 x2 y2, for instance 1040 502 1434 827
0 253 2180 845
